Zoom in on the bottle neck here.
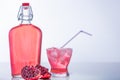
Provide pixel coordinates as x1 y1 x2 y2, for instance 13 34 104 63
18 4 33 24
21 20 31 24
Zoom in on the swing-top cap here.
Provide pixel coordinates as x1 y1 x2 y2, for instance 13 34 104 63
22 3 29 6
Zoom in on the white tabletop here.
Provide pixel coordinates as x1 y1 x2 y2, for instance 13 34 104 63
0 62 120 80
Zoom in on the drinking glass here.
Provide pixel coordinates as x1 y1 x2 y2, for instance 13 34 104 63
46 47 72 77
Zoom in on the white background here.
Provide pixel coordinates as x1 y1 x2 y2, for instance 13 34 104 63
0 0 120 63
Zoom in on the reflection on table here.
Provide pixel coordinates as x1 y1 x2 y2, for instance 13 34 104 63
0 62 120 80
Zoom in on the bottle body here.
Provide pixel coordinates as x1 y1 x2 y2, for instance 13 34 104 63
9 24 42 76
9 3 42 77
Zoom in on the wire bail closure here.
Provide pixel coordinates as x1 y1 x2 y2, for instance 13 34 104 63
17 3 33 21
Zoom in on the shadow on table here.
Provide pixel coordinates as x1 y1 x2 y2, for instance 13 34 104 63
11 77 23 80
50 76 69 80
11 76 69 80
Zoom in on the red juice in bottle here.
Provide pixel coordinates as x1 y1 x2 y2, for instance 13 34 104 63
9 3 42 77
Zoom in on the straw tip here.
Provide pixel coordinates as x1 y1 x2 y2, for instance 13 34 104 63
80 30 83 32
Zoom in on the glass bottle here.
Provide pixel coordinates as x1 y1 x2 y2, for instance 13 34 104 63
9 3 42 77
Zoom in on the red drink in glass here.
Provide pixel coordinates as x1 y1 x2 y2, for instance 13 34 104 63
9 3 42 77
46 47 72 77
